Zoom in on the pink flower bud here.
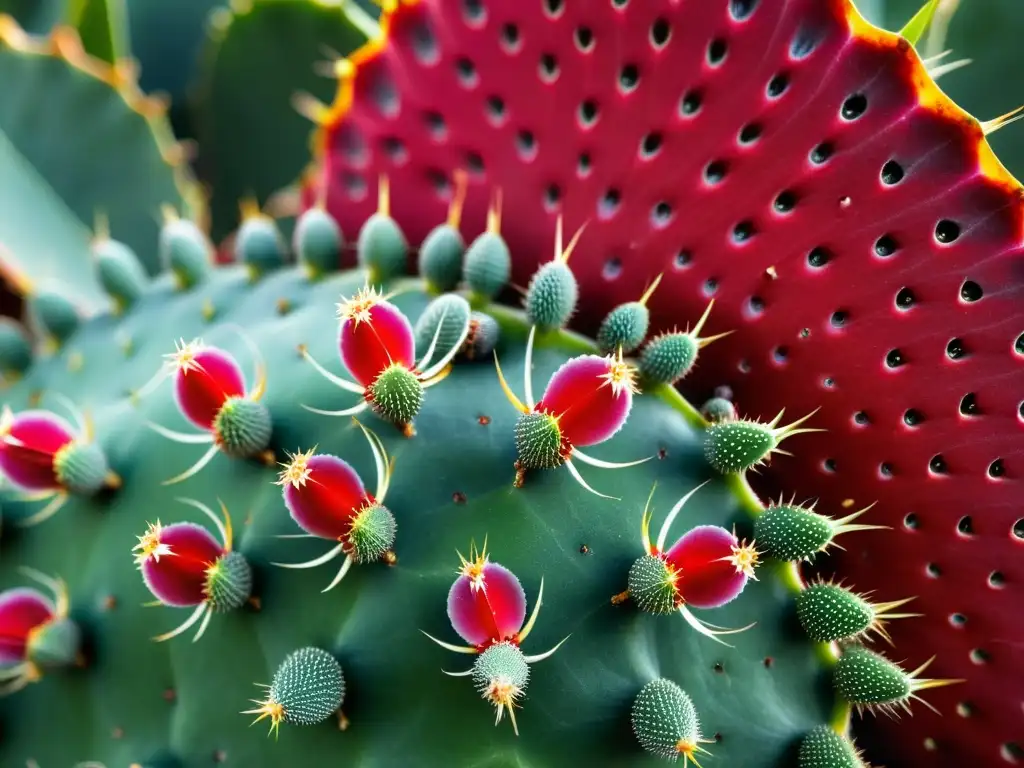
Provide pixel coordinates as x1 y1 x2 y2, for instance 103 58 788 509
665 525 755 610
338 287 415 388
173 345 247 429
447 552 527 648
537 353 636 448
0 588 54 665
280 453 371 540
137 521 226 607
0 410 75 491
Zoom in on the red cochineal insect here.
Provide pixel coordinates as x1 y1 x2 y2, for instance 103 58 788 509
133 498 252 643
495 326 650 498
615 483 760 645
0 395 120 527
139 334 273 485
422 540 569 736
0 568 82 695
272 420 397 592
301 284 470 437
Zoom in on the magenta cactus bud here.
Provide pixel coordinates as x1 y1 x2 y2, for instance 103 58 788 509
337 286 416 389
172 344 247 429
0 409 75 491
536 353 636 449
0 588 56 665
447 541 527 648
665 525 755 610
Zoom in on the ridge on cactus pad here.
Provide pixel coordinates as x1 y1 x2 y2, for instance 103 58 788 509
305 1 1024 763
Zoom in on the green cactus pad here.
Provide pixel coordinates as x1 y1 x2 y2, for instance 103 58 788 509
357 213 408 286
463 311 500 361
471 642 530 703
0 318 33 378
463 232 511 303
700 397 736 424
368 364 423 427
53 440 111 496
627 555 679 616
93 237 147 313
0 267 837 765
639 333 698 387
28 289 80 344
264 646 346 727
212 396 272 458
796 584 875 644
631 678 703 763
418 224 465 294
754 504 837 562
235 216 287 278
513 410 563 471
797 725 866 768
159 216 212 289
525 261 578 330
294 207 343 279
348 503 396 564
25 616 81 669
704 420 775 474
204 550 252 613
597 302 650 356
413 293 472 363
833 646 911 708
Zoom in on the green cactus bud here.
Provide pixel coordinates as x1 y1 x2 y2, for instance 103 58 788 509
462 311 500 360
464 232 511 304
700 397 736 423
294 207 343 278
0 318 33 379
753 502 886 562
204 550 253 613
704 410 822 474
596 275 663 355
419 224 465 294
368 365 424 427
631 678 707 764
212 397 273 458
245 647 346 736
358 183 409 287
639 332 697 385
514 411 563 471
472 641 530 717
159 212 212 289
413 293 472 363
348 503 397 564
53 441 113 496
29 290 80 345
797 725 866 768
796 584 916 645
525 261 578 330
93 238 147 314
236 214 288 278
26 616 81 669
833 646 959 716
627 555 678 615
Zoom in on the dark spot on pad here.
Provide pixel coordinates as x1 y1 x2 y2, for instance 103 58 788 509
885 349 905 369
946 338 966 360
619 64 640 92
904 513 918 530
881 160 904 185
989 571 1005 587
896 287 915 309
927 562 941 577
650 18 670 48
874 235 898 257
930 454 948 474
807 246 831 268
674 250 692 269
957 516 973 536
680 90 702 116
730 0 759 20
599 188 621 218
1013 519 1024 539
739 123 762 144
732 221 755 243
705 160 728 185
579 100 598 126
810 141 833 164
960 280 983 302
501 23 520 50
540 53 559 80
840 93 867 120
773 190 797 213
575 26 594 51
823 458 836 472
452 491 467 504
935 219 961 244
455 58 477 87
767 73 789 98
543 0 564 16
988 459 1004 478
959 392 979 416
853 411 869 425
830 310 848 328
486 95 505 121
641 132 663 157
707 38 727 66
653 202 672 226
879 462 892 477
904 409 923 426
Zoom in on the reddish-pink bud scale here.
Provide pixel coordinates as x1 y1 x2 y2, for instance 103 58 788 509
339 299 416 388
283 454 370 540
537 355 633 448
0 588 54 664
447 561 527 648
0 411 76 491
174 348 246 429
142 522 225 607
665 525 748 610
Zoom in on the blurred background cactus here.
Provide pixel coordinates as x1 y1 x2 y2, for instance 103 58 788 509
0 0 1022 766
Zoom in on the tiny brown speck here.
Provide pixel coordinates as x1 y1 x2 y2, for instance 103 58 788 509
452 492 467 504
213 749 228 763
276 298 290 315
763 657 774 668
111 727 124 739
579 544 591 555
478 415 491 425
713 662 724 673
657 448 667 459
163 688 176 702
102 595 117 610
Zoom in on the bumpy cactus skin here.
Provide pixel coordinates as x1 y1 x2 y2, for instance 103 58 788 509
0 239 856 765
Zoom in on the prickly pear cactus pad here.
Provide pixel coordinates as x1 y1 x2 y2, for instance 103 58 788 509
306 1 1024 763
0 206 941 765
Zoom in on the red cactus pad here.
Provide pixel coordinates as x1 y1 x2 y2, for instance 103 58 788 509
171 342 247 429
0 588 54 665
338 286 416 388
446 547 527 647
0 409 76 491
136 522 225 607
279 451 371 540
538 354 637 448
308 1 1024 761
665 525 755 610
